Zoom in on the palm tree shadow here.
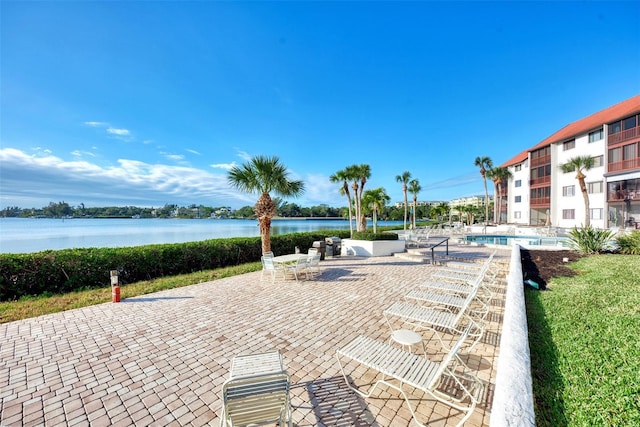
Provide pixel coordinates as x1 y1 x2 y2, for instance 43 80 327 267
525 288 567 427
302 376 381 426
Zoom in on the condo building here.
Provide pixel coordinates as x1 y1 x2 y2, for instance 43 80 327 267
501 94 640 229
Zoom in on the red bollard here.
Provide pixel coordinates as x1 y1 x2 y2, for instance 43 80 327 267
112 285 121 303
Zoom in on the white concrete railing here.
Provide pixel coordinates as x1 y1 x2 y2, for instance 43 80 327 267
490 244 536 427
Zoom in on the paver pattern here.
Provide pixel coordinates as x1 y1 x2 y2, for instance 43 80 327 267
1 245 510 426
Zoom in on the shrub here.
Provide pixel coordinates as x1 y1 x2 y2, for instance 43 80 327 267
615 230 640 255
567 225 615 254
350 231 399 241
0 229 352 301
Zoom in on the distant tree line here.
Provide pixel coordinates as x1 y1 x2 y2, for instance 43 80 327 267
0 200 446 221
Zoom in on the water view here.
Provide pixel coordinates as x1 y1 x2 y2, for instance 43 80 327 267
0 218 404 254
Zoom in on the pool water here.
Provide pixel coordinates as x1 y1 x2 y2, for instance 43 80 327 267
465 235 570 247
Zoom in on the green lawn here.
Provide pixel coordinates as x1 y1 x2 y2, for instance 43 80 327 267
526 254 640 426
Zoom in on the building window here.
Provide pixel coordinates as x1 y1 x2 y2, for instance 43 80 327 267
609 147 622 163
589 128 604 142
515 196 521 203
563 185 575 197
590 208 603 220
609 121 621 134
563 140 575 151
515 164 522 171
514 211 521 219
623 143 637 160
588 181 603 194
563 209 575 219
515 179 522 187
592 155 604 167
623 115 637 130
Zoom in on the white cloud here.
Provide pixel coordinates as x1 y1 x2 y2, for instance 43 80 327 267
84 121 108 127
0 147 253 208
210 161 236 171
303 173 344 206
107 127 131 136
186 149 201 155
236 150 252 161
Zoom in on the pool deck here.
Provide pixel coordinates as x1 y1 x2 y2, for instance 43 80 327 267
0 245 511 426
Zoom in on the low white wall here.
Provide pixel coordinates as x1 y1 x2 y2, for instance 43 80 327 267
490 244 536 427
340 239 406 257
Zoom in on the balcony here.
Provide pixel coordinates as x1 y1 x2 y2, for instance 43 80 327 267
608 157 640 173
529 175 551 186
530 154 551 167
608 126 638 146
530 197 550 207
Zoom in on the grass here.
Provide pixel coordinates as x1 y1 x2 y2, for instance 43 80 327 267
526 254 640 426
0 262 262 324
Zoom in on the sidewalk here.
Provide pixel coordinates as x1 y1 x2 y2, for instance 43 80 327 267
0 246 509 426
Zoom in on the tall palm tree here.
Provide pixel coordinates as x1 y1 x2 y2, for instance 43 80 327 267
560 155 595 227
408 179 421 230
474 156 493 223
487 166 512 225
395 171 412 231
362 187 390 234
330 168 354 237
227 155 304 254
348 164 371 232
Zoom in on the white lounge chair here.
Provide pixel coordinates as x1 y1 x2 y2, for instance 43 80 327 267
384 278 484 352
336 324 483 427
220 372 292 427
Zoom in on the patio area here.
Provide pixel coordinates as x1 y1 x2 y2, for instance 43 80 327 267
0 245 511 426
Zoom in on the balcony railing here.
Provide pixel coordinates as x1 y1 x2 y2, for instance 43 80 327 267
608 189 640 202
530 197 550 207
529 175 551 186
608 126 638 145
530 154 551 167
608 157 640 173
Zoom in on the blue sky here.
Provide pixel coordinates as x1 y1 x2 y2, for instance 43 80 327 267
1 1 639 210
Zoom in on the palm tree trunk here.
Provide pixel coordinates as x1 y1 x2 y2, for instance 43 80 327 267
579 177 590 227
259 217 272 254
346 194 354 237
483 177 489 224
403 188 408 231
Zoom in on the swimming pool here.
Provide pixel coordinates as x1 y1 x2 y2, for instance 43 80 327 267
465 234 570 247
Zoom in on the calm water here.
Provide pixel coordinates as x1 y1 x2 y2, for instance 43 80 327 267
0 218 403 254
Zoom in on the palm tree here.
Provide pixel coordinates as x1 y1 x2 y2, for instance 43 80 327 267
227 155 304 254
474 156 493 223
433 202 450 222
330 168 354 237
347 164 371 232
395 171 412 231
487 166 512 225
560 155 596 227
408 179 421 230
362 187 390 233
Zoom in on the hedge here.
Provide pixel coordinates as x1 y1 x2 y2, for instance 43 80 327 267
0 230 351 301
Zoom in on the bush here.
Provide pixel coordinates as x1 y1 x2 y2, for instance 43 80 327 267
567 225 615 254
0 230 351 301
350 231 399 241
615 230 640 255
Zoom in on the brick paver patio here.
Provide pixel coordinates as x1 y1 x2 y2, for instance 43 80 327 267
0 245 510 426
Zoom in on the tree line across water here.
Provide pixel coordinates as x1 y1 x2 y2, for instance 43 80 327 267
0 200 441 221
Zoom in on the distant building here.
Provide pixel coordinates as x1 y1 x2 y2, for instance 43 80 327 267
501 94 640 229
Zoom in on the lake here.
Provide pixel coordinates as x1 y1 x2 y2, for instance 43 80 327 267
0 218 404 254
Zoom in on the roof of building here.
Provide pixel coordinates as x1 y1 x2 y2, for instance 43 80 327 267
501 94 640 167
